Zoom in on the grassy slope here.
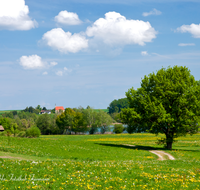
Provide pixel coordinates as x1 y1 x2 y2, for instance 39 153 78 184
0 133 199 189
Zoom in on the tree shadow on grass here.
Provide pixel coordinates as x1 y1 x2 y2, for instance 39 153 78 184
95 143 199 152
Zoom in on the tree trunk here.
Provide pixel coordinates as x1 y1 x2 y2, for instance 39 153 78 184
166 134 173 150
166 142 172 150
165 128 174 150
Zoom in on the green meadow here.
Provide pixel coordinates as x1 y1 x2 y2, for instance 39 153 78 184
0 133 199 189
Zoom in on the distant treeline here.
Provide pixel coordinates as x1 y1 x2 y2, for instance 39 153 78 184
0 106 116 136
0 99 130 137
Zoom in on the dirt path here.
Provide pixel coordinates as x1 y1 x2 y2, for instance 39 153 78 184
122 144 175 160
0 156 26 160
123 144 136 147
149 150 175 160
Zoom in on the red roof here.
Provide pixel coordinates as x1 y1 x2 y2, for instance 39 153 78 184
55 106 65 111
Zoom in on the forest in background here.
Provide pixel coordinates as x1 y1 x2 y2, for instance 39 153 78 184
0 98 128 137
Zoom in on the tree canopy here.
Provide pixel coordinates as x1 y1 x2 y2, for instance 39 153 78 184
120 66 200 149
56 108 87 134
107 98 129 114
97 110 113 134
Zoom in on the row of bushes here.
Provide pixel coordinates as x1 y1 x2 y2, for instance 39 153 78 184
0 126 41 138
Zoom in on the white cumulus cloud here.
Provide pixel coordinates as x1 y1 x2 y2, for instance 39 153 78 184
42 28 88 53
142 9 162 17
56 71 63 76
141 51 148 56
55 11 82 25
0 0 37 30
19 55 58 69
50 62 58 66
178 43 195 46
86 12 157 46
43 71 48 75
177 24 200 38
56 67 72 76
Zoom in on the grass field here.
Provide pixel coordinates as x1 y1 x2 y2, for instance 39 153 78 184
0 133 199 189
93 109 109 113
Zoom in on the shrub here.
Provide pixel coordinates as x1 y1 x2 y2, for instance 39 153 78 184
26 126 41 138
0 131 7 136
13 129 20 137
113 124 124 134
17 131 26 137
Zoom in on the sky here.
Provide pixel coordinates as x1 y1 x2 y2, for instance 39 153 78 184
0 0 200 110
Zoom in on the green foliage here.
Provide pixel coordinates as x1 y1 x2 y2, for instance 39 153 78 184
0 110 18 118
83 107 98 134
18 111 38 122
26 126 41 138
0 118 19 138
89 124 98 134
97 110 113 134
51 108 55 113
36 114 51 134
84 108 96 125
56 108 87 134
23 106 39 114
126 125 134 134
0 117 11 131
111 112 121 123
36 114 59 135
17 131 26 137
42 107 47 110
2 111 14 119
0 131 7 136
108 98 129 114
125 124 145 134
35 105 42 111
12 110 18 116
10 123 18 136
120 66 200 149
113 124 124 134
72 111 88 133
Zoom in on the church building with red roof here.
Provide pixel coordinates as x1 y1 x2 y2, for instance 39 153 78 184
55 105 65 114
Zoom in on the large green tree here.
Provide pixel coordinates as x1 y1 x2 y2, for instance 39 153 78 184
120 66 200 149
56 108 87 134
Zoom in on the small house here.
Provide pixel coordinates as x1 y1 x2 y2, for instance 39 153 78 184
0 125 4 132
39 110 51 114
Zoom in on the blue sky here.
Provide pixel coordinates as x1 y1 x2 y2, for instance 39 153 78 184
0 0 200 110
